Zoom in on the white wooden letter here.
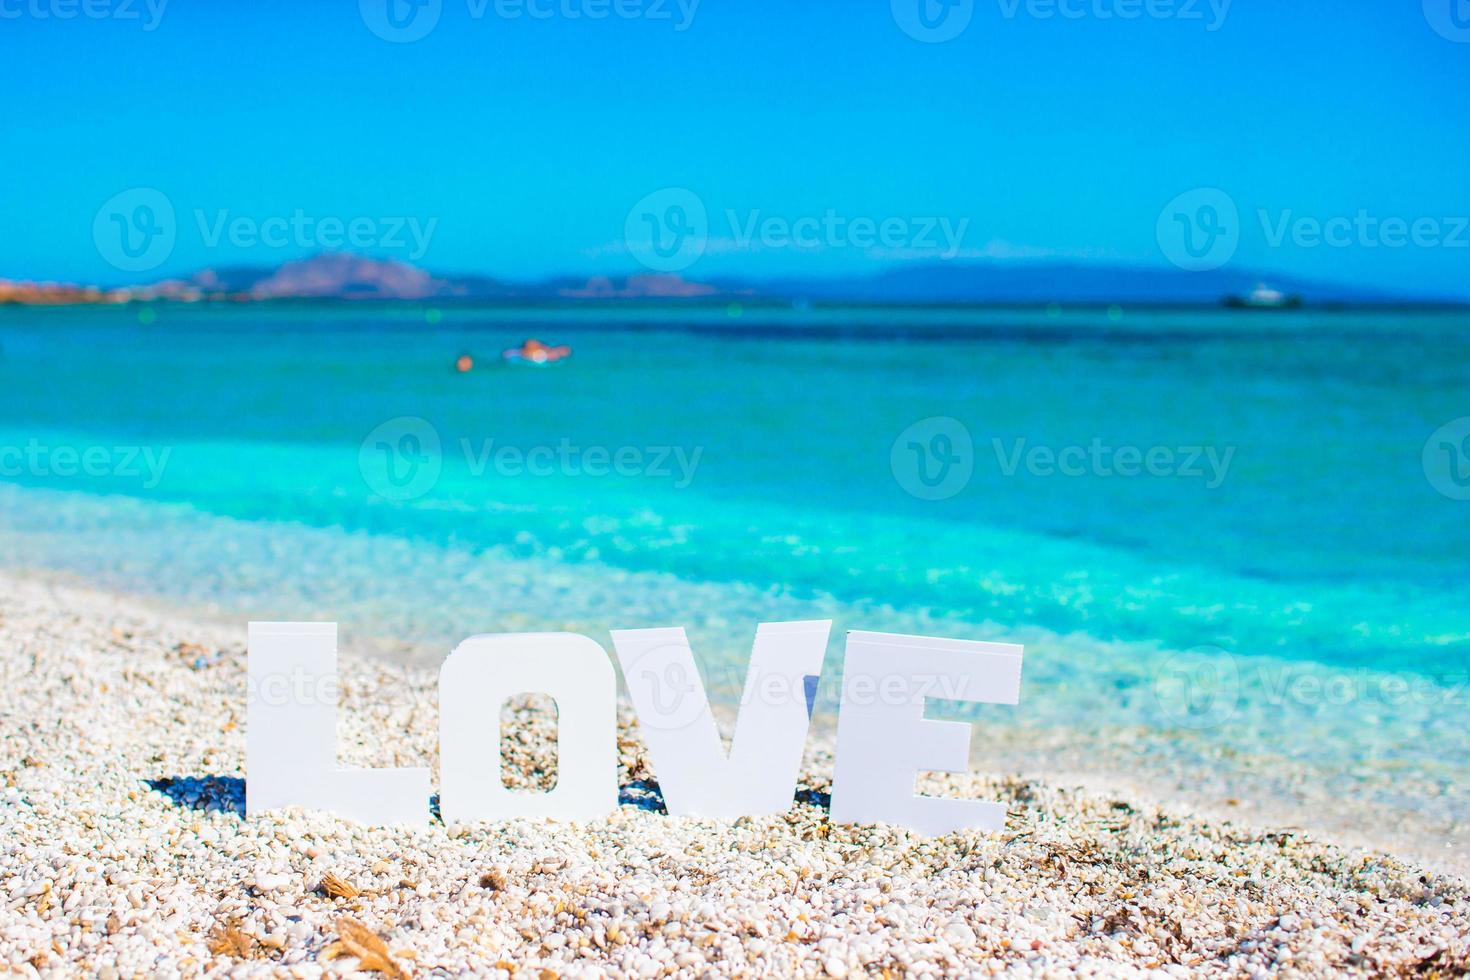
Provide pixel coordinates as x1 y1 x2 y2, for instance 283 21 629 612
246 622 429 826
830 630 1023 834
439 632 617 824
612 620 831 818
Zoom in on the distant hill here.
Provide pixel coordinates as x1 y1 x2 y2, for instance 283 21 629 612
5 254 1453 307
181 257 737 302
195 254 453 300
731 262 1411 306
224 255 1424 306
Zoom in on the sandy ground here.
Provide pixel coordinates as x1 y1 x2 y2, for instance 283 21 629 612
2 572 1468 978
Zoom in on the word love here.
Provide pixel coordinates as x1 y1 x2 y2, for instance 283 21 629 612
246 622 1024 834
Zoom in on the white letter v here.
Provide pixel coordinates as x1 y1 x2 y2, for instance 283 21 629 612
612 621 830 818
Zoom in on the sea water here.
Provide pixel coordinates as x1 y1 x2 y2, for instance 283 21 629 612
2 302 1467 856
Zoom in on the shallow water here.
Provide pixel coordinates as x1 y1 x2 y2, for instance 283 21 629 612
2 302 1467 858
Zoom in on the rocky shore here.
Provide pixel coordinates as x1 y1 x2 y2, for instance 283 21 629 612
1 572 1467 977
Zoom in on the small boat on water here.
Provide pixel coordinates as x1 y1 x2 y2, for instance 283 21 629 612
502 338 571 365
1224 283 1303 310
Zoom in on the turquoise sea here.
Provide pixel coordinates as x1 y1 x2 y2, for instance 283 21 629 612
2 302 1467 859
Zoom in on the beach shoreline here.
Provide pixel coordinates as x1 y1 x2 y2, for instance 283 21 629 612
7 541 1465 880
2 569 1468 976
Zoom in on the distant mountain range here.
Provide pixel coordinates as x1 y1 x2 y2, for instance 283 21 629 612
728 263 1417 306
0 253 1456 307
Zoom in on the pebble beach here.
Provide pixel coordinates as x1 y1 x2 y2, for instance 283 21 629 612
3 571 1469 978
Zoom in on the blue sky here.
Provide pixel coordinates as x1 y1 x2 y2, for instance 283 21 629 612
3 0 1467 297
